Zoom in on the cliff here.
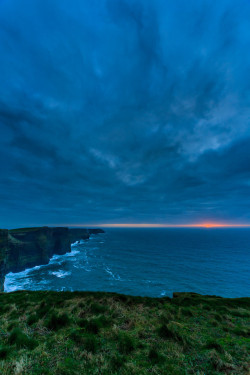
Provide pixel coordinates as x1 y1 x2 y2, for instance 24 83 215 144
0 230 8 292
0 227 104 291
69 228 90 243
7 227 70 274
88 228 105 234
69 228 105 243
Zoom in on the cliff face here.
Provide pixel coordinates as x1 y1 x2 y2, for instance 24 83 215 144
6 227 70 274
69 228 90 244
0 227 104 292
69 228 105 243
88 228 105 234
0 230 8 292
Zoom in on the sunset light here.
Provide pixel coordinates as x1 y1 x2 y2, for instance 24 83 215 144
66 223 250 228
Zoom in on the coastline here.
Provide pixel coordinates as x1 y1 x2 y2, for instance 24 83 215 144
2 227 249 298
0 227 104 292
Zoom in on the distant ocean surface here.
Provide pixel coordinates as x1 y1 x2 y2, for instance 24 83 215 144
4 228 250 297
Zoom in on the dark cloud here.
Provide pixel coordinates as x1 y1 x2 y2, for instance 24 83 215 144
0 0 250 227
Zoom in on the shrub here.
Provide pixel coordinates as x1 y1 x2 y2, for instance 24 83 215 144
46 313 70 331
8 328 37 349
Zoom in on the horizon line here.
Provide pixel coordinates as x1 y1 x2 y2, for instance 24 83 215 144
58 222 250 229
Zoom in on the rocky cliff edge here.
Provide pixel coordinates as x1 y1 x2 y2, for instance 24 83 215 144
0 227 104 291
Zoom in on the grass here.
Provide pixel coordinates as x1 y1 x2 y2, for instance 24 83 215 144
0 291 249 374
8 328 37 350
0 347 11 360
45 312 71 331
9 227 44 233
117 332 136 354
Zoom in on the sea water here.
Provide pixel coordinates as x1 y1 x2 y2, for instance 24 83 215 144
4 228 250 297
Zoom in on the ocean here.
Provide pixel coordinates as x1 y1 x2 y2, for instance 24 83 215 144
4 228 250 297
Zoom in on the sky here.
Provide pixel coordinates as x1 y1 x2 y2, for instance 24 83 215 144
1 0 250 228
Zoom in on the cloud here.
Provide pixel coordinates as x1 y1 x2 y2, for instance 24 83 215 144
0 0 250 227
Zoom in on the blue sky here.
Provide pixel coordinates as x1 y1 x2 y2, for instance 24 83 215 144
1 0 250 227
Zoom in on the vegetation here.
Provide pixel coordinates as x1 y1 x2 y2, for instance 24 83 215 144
9 228 43 233
0 291 249 374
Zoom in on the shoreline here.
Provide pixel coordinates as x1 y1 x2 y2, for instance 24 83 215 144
0 227 104 291
1 289 250 300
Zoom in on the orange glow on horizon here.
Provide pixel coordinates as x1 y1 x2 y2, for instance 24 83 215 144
99 223 250 228
58 222 250 228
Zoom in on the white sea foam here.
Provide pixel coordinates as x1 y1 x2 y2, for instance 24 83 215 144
61 286 73 291
73 264 91 272
71 241 80 247
4 246 79 292
4 235 99 292
49 270 71 278
105 267 121 281
4 274 26 292
49 249 80 265
4 271 49 292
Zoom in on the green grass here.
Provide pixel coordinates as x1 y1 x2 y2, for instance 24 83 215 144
9 227 45 233
0 291 249 374
8 328 37 350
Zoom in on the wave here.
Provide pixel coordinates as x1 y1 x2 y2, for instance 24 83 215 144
4 270 50 292
49 270 71 278
4 234 107 293
4 243 83 292
71 239 86 247
105 267 121 281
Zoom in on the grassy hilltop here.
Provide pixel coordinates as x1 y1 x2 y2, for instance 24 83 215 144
0 291 249 374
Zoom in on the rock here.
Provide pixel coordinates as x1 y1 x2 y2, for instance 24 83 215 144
69 228 90 243
0 226 104 291
0 229 8 292
88 228 105 234
68 228 105 244
7 227 70 274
